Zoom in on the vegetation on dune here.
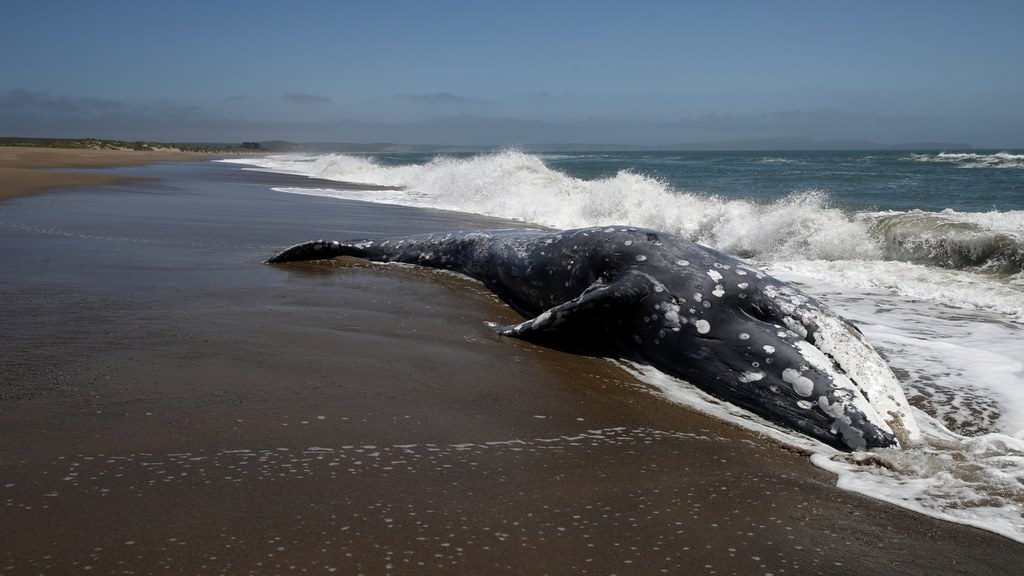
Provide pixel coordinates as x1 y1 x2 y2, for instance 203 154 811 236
0 137 278 153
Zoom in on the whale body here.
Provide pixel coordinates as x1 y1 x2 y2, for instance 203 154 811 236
267 226 920 451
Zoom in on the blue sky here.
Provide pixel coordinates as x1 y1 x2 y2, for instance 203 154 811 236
2 0 1022 147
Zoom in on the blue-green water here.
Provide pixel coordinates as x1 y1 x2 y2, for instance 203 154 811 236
364 150 1024 212
542 150 1024 212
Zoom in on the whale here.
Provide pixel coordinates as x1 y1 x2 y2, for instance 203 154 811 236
266 226 920 451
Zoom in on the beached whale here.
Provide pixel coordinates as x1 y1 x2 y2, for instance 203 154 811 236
267 226 920 451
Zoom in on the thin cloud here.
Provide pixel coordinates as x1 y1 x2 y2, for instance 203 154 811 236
280 92 333 106
0 88 124 116
396 92 494 105
523 91 577 102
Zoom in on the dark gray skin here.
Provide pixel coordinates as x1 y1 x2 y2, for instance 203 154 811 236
267 226 918 451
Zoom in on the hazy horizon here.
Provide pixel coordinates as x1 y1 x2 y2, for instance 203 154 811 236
3 1 1022 148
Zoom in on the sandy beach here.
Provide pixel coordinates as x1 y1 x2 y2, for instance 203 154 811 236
1 151 1020 575
0 147 213 201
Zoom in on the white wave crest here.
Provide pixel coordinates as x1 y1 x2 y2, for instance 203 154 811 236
227 151 880 261
910 151 1024 169
225 151 1024 320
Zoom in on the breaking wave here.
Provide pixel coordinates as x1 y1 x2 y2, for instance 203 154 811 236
222 150 1024 318
911 151 1024 169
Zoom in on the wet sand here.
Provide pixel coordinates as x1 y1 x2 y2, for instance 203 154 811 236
0 156 1020 574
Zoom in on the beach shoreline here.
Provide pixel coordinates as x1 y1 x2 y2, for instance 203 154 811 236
0 146 217 201
1 154 1020 574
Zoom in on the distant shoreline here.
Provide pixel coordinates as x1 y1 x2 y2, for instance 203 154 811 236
0 145 220 202
0 135 981 155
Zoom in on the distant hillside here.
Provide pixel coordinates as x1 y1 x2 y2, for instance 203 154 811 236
294 138 976 153
654 137 974 151
1 136 976 154
0 137 266 153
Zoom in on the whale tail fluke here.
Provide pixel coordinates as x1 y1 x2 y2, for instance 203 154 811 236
265 240 348 264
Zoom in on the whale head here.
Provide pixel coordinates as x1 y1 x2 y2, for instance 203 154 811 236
645 259 921 452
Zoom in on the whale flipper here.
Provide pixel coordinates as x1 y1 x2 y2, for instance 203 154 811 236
493 270 664 337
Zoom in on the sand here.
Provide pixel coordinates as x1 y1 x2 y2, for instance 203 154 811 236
0 152 1020 574
0 146 213 201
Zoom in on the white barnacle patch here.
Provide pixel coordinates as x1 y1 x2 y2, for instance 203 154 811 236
693 292 703 302
782 316 808 339
796 400 814 410
712 285 725 297
810 310 921 446
635 254 647 262
661 304 682 329
707 270 723 282
694 319 711 334
763 345 776 354
737 282 749 290
624 240 633 246
738 371 764 383
738 332 750 340
676 259 690 267
663 307 679 325
782 368 815 397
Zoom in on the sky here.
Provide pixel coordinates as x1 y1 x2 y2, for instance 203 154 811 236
2 0 1022 147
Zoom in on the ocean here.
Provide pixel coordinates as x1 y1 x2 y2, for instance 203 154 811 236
221 149 1024 543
